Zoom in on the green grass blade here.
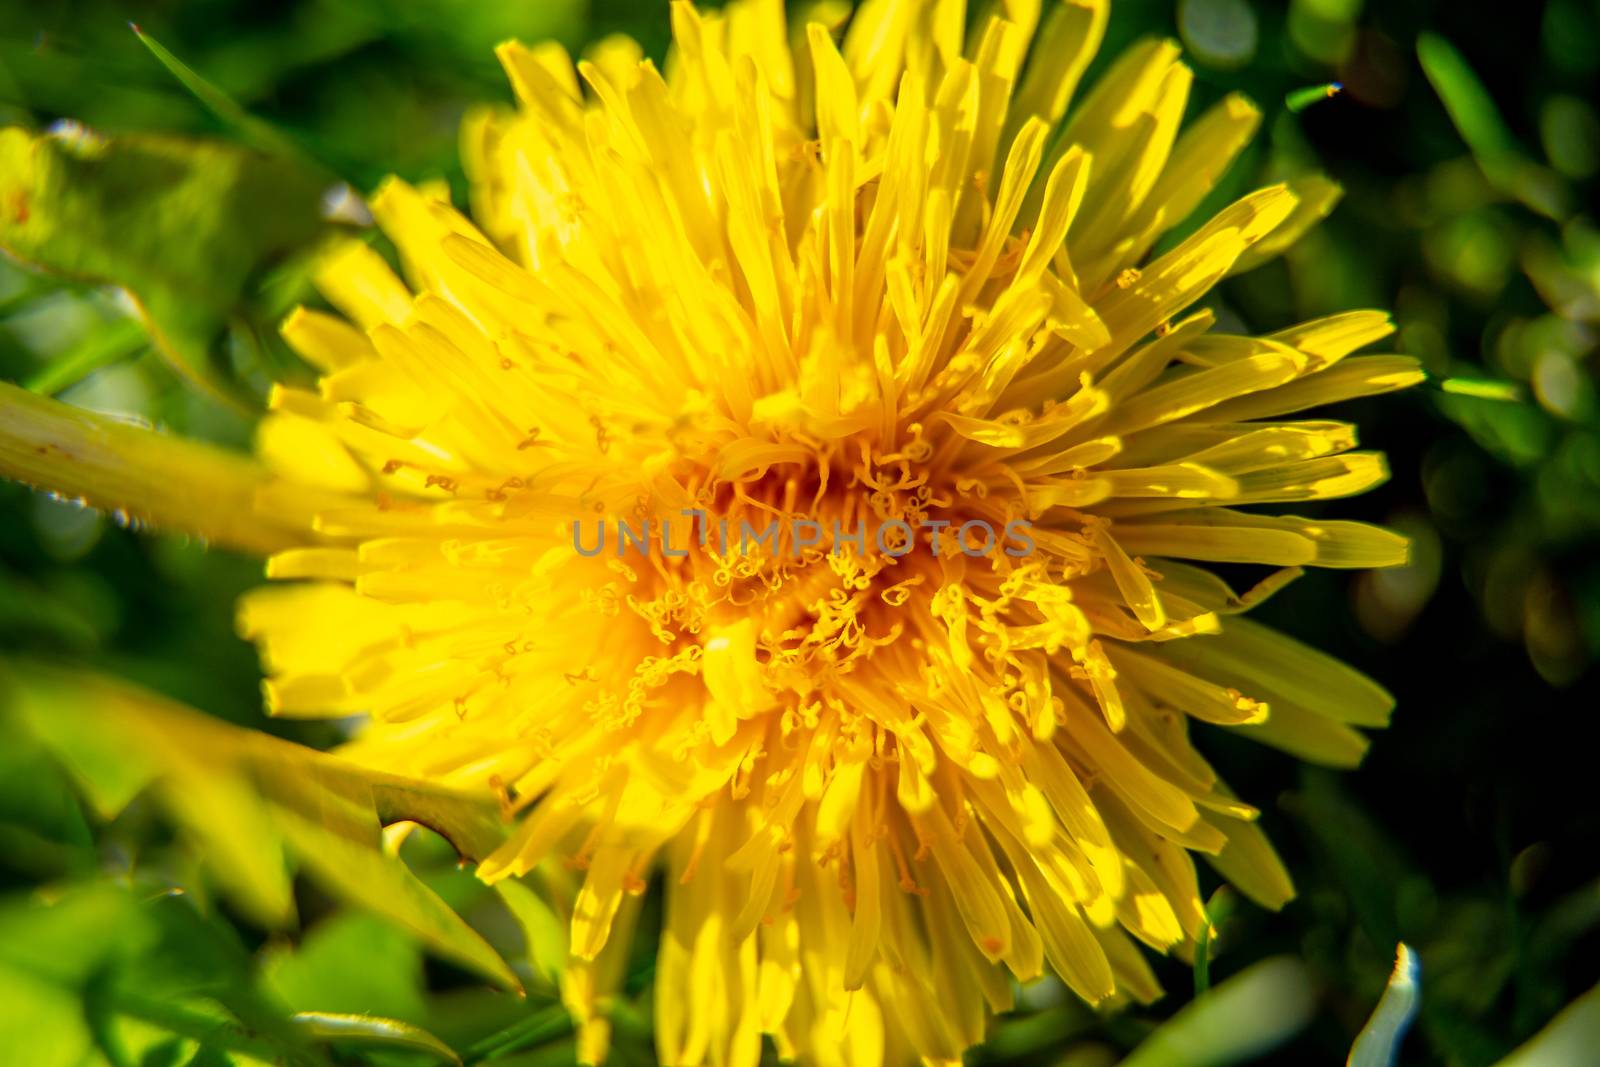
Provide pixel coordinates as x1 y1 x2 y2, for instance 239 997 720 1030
1437 377 1525 402
461 1004 572 1065
23 317 147 395
1194 887 1237 996
1417 35 1516 160
130 25 323 171
1417 33 1568 218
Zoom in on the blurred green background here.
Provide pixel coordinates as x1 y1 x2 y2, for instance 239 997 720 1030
2 1 1598 1065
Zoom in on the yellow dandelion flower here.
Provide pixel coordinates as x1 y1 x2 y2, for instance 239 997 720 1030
0 1 1425 1065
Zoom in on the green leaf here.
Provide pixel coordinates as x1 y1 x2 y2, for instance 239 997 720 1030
1437 377 1525 402
1417 34 1569 219
292 1012 462 1066
0 884 314 1067
135 1038 187 1067
1348 944 1421 1067
0 661 520 992
0 126 327 404
373 779 509 864
1436 392 1556 469
0 716 93 851
1416 35 1518 162
0 957 98 1067
261 913 427 1023
496 878 570 992
23 316 148 396
459 1004 572 1065
1117 957 1316 1067
1496 984 1600 1066
1193 887 1237 996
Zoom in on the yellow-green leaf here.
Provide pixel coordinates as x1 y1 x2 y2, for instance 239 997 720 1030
0 380 308 556
1495 983 1600 1067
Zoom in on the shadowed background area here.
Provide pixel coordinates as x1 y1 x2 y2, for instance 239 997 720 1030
1 1 1597 1065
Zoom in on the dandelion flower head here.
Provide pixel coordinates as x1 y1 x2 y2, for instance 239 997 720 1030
25 2 1425 1065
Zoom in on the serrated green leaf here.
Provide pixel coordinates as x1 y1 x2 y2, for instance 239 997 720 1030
0 126 326 403
0 662 519 991
373 779 509 864
278 805 516 989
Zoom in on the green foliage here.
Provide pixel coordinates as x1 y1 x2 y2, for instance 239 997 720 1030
0 126 327 402
2 662 519 989
262 913 429 1022
0 662 584 1065
0 883 315 1066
